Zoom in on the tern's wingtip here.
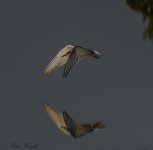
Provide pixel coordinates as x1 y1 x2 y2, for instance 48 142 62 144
44 69 50 76
42 101 49 107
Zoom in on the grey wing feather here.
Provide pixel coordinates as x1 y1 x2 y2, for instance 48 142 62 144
62 111 93 138
62 111 77 136
63 47 94 77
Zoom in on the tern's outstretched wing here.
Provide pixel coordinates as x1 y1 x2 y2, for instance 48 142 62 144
62 111 77 137
44 45 73 75
63 46 96 77
43 102 70 135
63 111 93 138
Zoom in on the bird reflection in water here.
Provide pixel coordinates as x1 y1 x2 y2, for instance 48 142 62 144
127 0 153 41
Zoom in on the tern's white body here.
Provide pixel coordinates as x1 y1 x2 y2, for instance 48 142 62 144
43 102 106 138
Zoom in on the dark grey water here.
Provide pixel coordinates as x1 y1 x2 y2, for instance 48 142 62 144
0 0 153 150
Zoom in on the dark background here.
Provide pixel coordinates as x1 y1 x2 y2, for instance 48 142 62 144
0 0 153 150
